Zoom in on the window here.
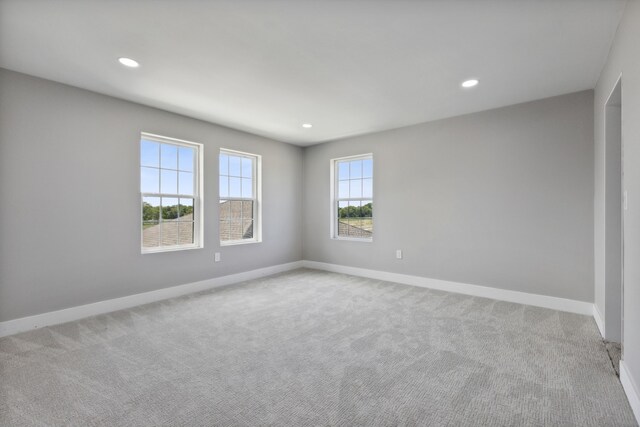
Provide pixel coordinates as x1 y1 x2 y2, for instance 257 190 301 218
219 149 261 244
332 154 373 240
140 133 203 253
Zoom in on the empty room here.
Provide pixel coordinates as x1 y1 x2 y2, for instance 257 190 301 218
1 0 639 425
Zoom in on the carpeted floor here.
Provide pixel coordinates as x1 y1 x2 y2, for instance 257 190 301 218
0 269 636 426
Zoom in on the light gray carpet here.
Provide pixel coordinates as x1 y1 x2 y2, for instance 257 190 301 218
0 269 636 426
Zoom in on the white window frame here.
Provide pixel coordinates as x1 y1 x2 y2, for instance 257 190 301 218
219 148 262 246
330 153 373 242
140 132 204 254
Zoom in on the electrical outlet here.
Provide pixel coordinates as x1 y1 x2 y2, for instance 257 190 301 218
396 249 402 259
214 252 221 262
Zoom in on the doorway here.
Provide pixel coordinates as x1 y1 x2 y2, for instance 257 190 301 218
604 75 623 372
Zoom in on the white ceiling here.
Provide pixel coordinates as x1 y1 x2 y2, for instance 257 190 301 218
0 0 626 146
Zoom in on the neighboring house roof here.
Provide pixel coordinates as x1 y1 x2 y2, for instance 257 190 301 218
219 200 254 241
144 205 369 246
143 214 193 247
219 221 253 241
143 200 256 248
338 221 372 238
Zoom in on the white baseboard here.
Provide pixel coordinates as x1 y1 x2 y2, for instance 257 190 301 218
0 259 596 337
0 261 304 338
302 260 594 316
593 304 605 337
620 361 640 424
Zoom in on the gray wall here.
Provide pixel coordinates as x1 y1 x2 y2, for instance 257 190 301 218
0 68 303 322
303 91 594 302
594 0 640 399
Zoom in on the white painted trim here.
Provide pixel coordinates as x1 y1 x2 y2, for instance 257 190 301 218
620 361 640 424
593 304 605 337
302 261 593 315
0 261 304 338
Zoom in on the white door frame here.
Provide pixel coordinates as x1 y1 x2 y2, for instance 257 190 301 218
603 73 624 351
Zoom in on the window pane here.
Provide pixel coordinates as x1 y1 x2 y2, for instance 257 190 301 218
339 201 373 239
344 218 353 237
362 200 373 235
242 201 253 219
161 170 178 194
228 200 242 220
142 221 160 247
178 172 194 195
161 144 178 170
219 200 231 220
219 220 230 241
219 154 229 175
220 176 229 198
161 222 179 246
241 157 252 178
350 200 362 219
362 200 373 219
229 155 241 177
162 197 179 220
178 222 194 245
178 147 195 172
338 201 349 216
229 220 243 240
350 160 363 179
350 179 362 198
349 218 362 237
338 162 349 180
241 178 252 198
338 180 349 198
337 202 349 236
141 140 159 167
178 198 194 219
363 178 373 198
142 197 160 221
141 167 159 193
338 220 350 237
363 159 373 178
229 177 241 198
338 201 349 237
348 200 372 238
242 220 253 239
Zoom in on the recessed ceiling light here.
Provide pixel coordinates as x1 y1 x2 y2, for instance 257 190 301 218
461 79 479 88
118 57 139 68
302 123 313 128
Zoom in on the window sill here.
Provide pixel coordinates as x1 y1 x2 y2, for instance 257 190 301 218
141 244 202 254
332 236 373 243
220 239 262 247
